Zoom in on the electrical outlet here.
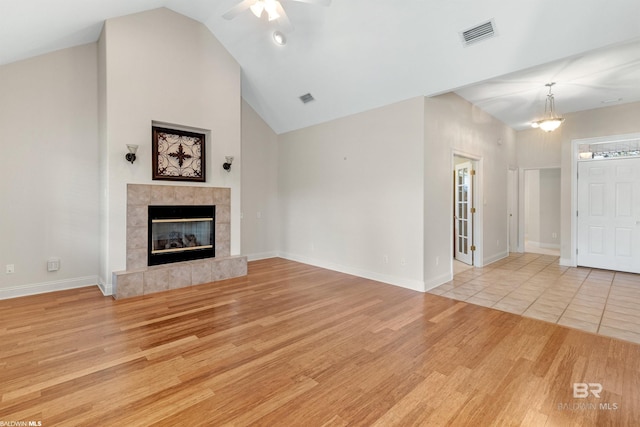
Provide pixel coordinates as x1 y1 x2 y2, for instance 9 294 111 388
400 258 407 266
48 258 60 272
6 264 15 274
435 256 439 266
383 255 389 264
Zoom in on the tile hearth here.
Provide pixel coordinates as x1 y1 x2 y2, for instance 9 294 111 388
112 184 247 299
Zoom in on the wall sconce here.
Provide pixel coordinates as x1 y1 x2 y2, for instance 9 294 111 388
223 156 234 172
126 144 138 164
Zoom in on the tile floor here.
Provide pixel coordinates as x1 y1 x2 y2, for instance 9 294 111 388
430 253 640 345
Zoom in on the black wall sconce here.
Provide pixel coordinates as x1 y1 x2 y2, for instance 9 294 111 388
126 144 138 164
223 156 234 172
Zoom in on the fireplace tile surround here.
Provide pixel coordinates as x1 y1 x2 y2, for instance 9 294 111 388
112 184 247 299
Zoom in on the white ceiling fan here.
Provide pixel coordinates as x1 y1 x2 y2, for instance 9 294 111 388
223 0 331 31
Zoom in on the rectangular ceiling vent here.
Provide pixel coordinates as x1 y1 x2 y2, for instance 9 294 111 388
299 93 315 104
460 19 496 46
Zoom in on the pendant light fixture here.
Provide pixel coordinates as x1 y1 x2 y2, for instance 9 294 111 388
531 82 565 132
250 0 280 21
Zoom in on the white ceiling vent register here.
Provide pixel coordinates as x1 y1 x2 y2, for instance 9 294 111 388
460 19 496 46
299 93 315 104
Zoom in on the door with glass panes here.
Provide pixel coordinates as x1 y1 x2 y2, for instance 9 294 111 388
454 162 474 265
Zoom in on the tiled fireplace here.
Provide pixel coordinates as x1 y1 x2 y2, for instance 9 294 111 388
112 184 247 299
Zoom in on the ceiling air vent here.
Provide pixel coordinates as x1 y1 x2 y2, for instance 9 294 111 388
460 19 496 46
299 93 315 104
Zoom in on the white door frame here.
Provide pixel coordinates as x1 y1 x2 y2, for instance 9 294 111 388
507 168 519 253
570 132 640 267
451 150 483 268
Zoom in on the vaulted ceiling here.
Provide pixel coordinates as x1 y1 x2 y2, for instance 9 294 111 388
2 0 640 134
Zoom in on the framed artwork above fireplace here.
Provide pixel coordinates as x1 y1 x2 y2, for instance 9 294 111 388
152 126 206 182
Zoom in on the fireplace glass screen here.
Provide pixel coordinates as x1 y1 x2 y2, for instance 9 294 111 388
148 205 215 266
152 219 212 253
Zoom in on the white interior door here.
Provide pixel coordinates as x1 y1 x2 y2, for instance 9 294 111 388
455 162 474 265
577 158 640 273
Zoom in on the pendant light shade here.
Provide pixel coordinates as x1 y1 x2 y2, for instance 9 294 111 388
531 83 565 132
250 0 280 21
249 1 265 17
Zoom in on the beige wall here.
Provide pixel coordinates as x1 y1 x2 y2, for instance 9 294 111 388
424 93 516 286
99 8 242 291
241 100 279 259
277 97 426 290
539 168 561 248
0 44 100 297
242 93 518 291
524 169 541 243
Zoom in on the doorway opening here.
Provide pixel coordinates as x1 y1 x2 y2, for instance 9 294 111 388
520 168 561 256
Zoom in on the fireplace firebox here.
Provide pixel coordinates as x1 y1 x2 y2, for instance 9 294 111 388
148 205 215 266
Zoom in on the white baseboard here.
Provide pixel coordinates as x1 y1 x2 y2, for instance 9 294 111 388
0 276 100 300
245 251 279 262
278 252 425 292
539 243 561 249
424 271 453 292
97 277 113 296
483 250 509 266
559 258 575 267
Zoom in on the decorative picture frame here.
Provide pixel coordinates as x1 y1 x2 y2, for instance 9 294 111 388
152 126 206 182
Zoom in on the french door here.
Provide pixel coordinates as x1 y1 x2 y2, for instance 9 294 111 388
454 162 474 265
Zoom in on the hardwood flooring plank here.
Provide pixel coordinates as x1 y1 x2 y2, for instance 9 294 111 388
2 335 197 402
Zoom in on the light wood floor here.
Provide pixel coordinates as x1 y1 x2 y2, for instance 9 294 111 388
2 258 640 426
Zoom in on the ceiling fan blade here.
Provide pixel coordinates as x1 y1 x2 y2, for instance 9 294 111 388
222 0 255 20
274 1 294 31
288 0 331 5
